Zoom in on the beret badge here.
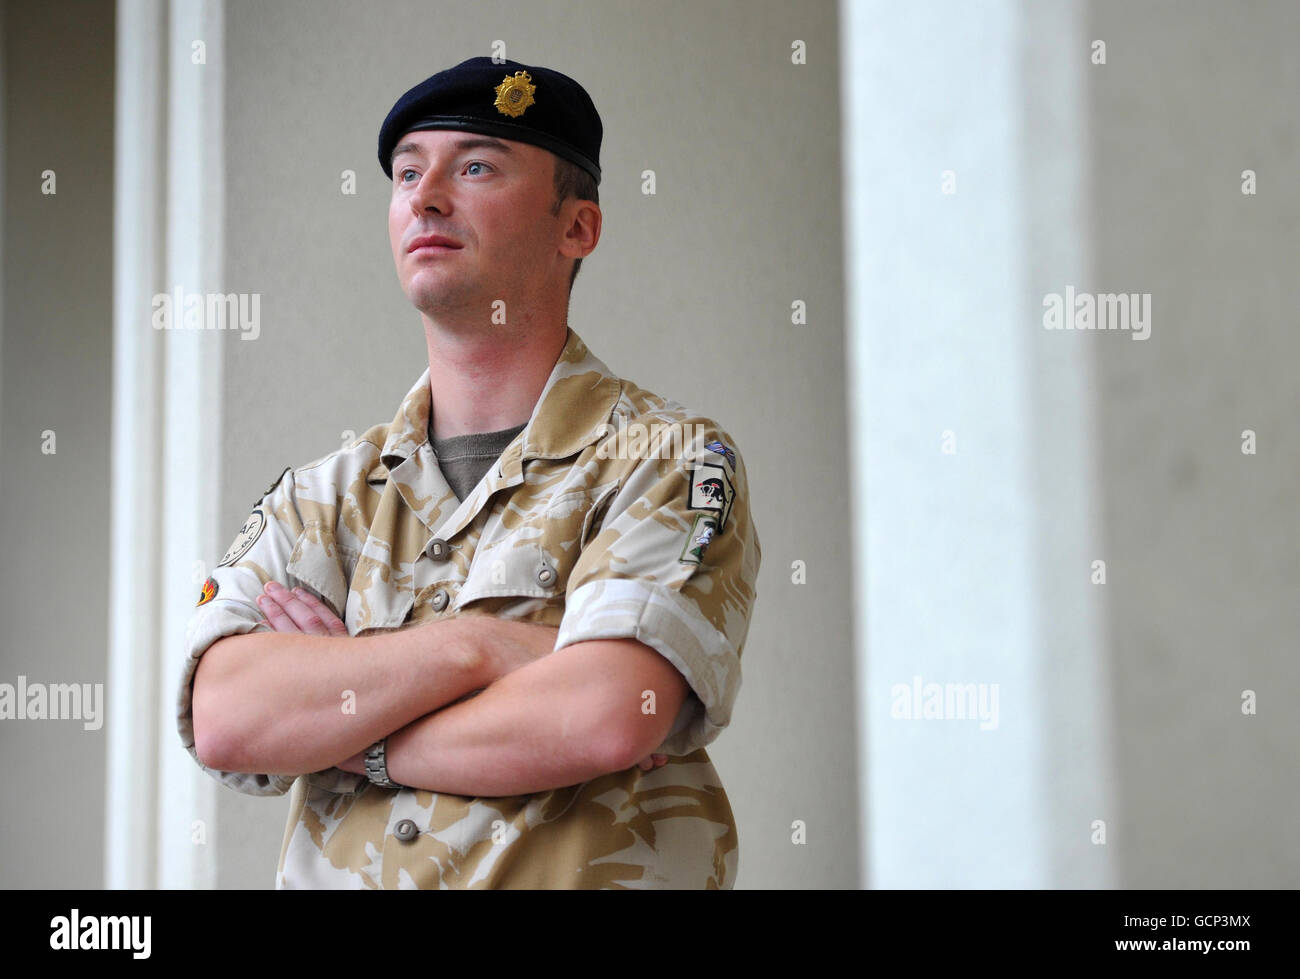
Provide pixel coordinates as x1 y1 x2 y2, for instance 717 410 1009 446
493 70 536 118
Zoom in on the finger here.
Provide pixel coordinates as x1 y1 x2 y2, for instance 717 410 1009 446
257 590 301 633
636 756 653 771
653 754 667 766
291 587 348 636
264 581 332 636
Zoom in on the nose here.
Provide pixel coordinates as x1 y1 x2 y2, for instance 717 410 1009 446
408 167 451 217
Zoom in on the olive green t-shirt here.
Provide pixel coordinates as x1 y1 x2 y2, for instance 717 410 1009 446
430 421 527 502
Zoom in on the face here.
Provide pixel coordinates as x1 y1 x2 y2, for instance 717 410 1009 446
388 129 570 319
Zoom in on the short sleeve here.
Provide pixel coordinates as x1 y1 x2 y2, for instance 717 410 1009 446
177 466 362 797
554 424 761 756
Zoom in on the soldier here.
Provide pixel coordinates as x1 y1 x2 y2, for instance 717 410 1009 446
179 57 761 888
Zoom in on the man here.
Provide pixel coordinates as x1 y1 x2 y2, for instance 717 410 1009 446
178 56 761 888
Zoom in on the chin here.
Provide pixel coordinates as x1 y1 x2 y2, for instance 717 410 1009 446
407 282 470 317
404 270 449 300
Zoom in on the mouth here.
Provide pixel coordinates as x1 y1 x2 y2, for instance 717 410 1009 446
408 235 463 253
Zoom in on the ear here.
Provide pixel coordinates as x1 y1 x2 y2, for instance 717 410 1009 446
558 199 601 261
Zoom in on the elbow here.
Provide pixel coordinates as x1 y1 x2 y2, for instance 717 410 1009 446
194 710 262 774
191 693 234 771
193 729 227 772
580 708 634 775
592 698 683 774
193 723 226 771
599 719 659 774
191 662 239 771
193 691 264 774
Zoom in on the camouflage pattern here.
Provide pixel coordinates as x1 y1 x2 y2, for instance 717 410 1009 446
177 328 761 888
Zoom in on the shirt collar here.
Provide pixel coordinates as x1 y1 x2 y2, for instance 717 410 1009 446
380 326 622 470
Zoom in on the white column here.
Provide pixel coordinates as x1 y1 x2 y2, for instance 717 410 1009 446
105 0 167 890
105 0 225 890
841 0 1116 887
156 0 225 889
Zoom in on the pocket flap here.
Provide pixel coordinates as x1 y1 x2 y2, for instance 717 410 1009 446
455 541 560 609
286 521 352 619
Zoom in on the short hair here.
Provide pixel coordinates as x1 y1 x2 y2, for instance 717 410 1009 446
550 156 599 293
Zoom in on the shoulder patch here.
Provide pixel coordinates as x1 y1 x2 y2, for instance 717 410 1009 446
680 513 721 565
705 439 736 470
687 462 734 529
218 507 267 567
196 576 219 607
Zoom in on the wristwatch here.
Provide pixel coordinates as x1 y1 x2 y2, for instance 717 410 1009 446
363 737 400 788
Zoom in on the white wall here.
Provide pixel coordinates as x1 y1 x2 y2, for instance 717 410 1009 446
1084 0 1300 887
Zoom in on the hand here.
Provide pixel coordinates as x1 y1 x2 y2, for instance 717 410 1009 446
256 581 359 780
257 581 348 636
634 753 668 772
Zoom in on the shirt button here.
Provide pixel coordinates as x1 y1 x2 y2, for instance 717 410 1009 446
429 538 449 559
430 588 449 612
536 564 556 587
394 819 419 842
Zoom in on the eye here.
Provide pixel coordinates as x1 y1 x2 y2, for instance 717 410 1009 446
398 167 419 183
464 161 493 176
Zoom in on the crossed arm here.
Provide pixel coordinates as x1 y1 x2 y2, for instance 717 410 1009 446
191 580 683 797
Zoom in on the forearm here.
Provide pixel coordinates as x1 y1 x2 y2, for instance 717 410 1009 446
192 616 490 776
382 641 629 797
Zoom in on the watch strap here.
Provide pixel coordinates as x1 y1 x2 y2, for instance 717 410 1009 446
363 738 400 788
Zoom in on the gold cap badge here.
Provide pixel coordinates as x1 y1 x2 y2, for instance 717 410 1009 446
493 70 536 118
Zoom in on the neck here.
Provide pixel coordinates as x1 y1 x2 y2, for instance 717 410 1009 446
421 304 568 441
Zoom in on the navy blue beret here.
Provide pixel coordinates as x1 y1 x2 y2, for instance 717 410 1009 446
378 57 602 184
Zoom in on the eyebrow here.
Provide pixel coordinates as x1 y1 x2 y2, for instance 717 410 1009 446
391 136 515 165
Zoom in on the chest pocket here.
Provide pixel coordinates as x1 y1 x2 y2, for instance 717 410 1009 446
451 481 620 622
286 521 356 624
454 540 562 610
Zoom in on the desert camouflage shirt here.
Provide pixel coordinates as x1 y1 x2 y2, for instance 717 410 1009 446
177 327 761 888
